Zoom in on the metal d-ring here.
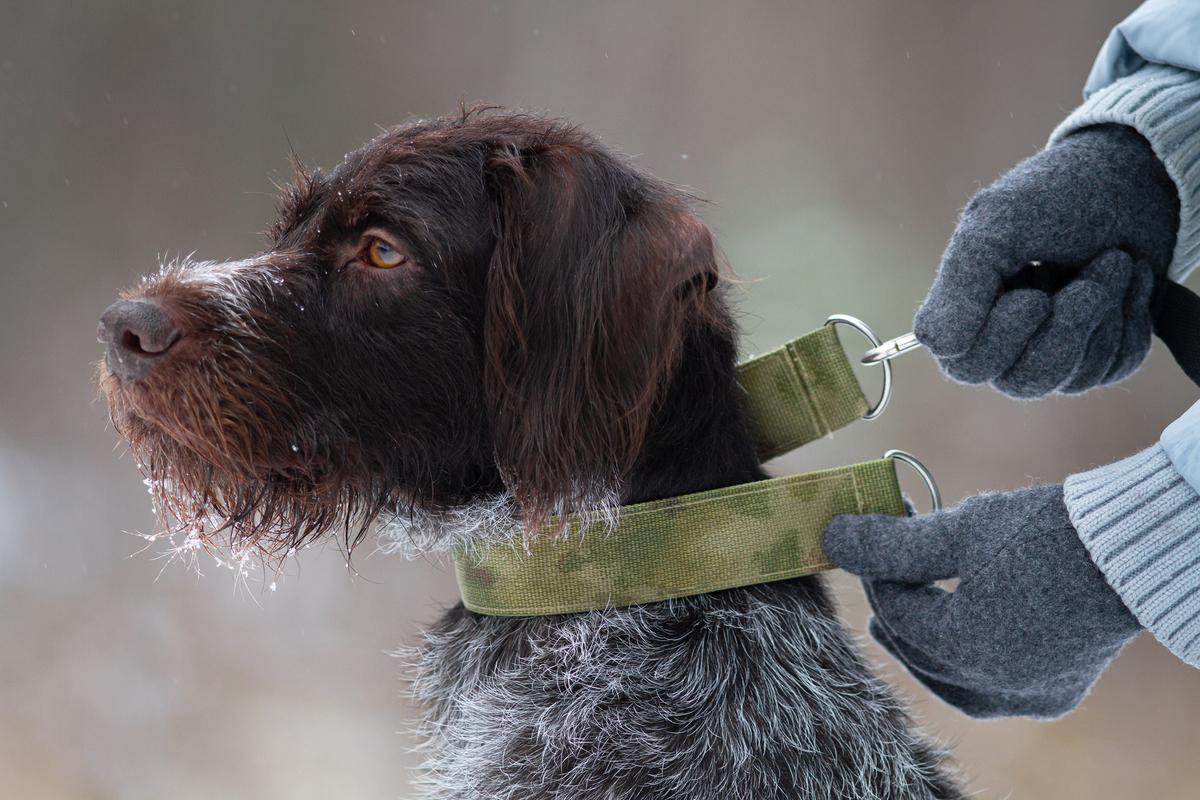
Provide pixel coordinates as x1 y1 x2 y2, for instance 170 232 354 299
884 449 942 511
824 314 891 420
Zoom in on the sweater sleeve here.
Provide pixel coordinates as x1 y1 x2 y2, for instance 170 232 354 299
1048 63 1200 283
1063 444 1200 667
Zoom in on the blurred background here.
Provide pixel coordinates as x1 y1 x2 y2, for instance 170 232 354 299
3 1 1198 798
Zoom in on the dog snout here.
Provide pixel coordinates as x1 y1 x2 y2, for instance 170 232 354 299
98 298 182 380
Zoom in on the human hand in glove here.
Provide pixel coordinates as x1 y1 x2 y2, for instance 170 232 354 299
822 484 1142 719
915 124 1179 398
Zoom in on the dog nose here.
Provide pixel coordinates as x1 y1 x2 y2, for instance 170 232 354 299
98 298 181 380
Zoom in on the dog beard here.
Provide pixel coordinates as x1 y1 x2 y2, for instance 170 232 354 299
97 346 388 573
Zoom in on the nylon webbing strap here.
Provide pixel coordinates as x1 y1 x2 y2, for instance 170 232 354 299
454 458 905 617
1152 276 1200 389
737 325 870 462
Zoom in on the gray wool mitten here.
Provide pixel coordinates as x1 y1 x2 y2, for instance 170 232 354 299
915 124 1179 398
823 484 1142 719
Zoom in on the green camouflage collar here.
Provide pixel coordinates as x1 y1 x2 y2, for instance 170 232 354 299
455 458 905 616
453 324 906 617
738 323 870 461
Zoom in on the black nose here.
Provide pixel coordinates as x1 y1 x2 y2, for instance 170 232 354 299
98 299 181 381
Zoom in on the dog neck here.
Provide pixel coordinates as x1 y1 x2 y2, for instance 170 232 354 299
626 315 767 505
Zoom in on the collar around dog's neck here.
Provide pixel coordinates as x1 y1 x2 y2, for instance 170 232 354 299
452 322 910 617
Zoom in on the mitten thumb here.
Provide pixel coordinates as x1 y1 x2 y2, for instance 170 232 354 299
823 510 961 584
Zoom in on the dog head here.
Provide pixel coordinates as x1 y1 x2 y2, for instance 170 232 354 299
98 109 726 567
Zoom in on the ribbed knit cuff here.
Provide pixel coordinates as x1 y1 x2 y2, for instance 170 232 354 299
1049 63 1200 283
1064 444 1200 667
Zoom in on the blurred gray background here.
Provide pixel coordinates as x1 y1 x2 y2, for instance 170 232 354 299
3 2 1198 798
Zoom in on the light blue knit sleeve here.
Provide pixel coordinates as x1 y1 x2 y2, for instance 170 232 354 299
1064 445 1200 668
1048 64 1200 283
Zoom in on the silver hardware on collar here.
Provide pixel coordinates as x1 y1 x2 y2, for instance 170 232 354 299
883 449 941 511
824 314 891 420
862 331 921 364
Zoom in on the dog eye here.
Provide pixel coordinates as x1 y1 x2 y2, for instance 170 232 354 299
365 238 406 269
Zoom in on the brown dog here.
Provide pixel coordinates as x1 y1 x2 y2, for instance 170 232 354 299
98 109 961 799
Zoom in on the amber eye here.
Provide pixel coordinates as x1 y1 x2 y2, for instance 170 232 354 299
365 238 405 268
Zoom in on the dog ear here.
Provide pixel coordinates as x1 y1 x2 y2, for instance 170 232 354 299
483 128 722 529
